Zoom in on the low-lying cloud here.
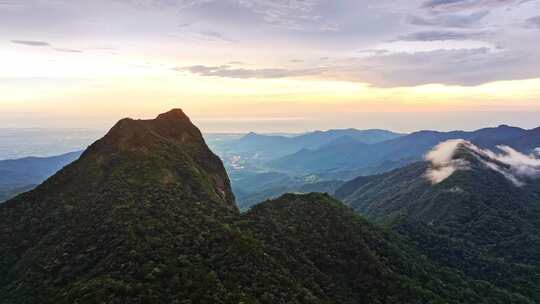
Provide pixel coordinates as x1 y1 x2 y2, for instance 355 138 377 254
425 139 471 184
425 139 540 186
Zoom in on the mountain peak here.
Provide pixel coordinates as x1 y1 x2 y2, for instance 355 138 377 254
156 108 190 121
97 108 204 152
245 131 258 137
34 109 237 211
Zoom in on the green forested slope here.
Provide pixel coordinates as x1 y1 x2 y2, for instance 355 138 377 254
0 110 534 303
335 144 540 301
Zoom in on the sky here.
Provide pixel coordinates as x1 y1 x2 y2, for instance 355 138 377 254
1 0 540 133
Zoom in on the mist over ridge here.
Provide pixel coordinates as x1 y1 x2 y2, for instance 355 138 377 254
425 139 540 185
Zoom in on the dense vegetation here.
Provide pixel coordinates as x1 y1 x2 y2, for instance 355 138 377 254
240 193 533 304
335 145 540 302
0 110 238 303
1 109 538 303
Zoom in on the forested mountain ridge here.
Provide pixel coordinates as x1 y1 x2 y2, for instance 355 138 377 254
0 109 238 302
335 140 540 300
0 109 530 303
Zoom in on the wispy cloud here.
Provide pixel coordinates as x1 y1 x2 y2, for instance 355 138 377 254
421 0 526 12
54 48 83 53
0 1 25 10
357 49 390 55
174 64 326 79
526 16 540 28
11 39 83 53
408 11 489 28
336 47 540 87
3 0 540 88
196 30 237 43
236 0 320 28
425 139 540 186
128 0 322 29
397 30 485 41
177 44 540 86
11 40 50 46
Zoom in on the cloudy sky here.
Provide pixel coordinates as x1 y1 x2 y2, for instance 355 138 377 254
1 0 540 132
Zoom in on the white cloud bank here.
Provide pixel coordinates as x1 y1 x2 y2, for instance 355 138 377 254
425 139 471 183
425 139 540 186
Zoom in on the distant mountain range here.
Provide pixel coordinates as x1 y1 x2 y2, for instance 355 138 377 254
0 151 82 202
2 109 520 303
215 128 404 160
269 125 540 177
